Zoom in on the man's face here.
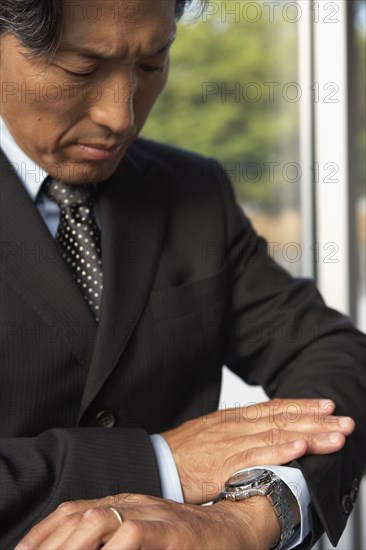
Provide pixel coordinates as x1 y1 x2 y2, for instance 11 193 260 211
0 0 176 183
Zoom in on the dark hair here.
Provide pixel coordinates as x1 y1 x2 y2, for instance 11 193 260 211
0 0 196 58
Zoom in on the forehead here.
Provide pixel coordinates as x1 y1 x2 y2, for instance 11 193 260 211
61 0 176 58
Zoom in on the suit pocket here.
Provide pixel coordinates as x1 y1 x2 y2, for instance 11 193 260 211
149 266 227 322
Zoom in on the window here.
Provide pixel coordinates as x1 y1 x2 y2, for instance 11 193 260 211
143 4 365 545
143 0 302 277
354 0 366 333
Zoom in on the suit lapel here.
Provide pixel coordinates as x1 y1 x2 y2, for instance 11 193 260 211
0 150 96 370
78 150 167 417
1 146 167 416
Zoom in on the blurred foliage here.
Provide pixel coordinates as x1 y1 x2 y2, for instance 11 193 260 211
142 1 299 209
142 0 366 206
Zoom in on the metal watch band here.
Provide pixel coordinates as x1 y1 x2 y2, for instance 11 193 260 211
215 470 295 550
268 477 295 550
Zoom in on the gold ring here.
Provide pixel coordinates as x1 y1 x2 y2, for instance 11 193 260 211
109 506 123 525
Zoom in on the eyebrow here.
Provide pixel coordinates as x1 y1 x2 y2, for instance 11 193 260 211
60 34 177 61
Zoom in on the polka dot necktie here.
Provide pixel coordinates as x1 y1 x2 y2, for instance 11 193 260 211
43 178 103 322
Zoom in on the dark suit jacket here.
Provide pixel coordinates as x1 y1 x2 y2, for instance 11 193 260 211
0 140 365 549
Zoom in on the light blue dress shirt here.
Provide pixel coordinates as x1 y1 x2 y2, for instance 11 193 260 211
0 117 311 548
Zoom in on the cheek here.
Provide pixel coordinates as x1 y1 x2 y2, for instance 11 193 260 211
1 69 79 126
135 72 169 123
5 79 88 144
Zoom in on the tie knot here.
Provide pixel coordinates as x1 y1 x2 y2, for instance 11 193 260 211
43 178 93 209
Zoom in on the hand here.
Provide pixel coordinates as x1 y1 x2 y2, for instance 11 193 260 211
15 493 280 550
162 398 355 503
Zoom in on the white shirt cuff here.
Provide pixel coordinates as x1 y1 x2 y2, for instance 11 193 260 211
243 465 311 549
150 434 184 502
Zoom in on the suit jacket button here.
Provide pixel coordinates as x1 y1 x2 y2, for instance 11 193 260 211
341 494 353 515
95 410 116 428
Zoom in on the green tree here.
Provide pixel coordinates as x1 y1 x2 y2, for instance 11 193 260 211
142 1 299 208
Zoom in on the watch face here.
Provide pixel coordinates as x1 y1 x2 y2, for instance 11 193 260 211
227 468 268 488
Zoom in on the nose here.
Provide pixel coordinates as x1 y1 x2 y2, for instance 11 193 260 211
89 75 136 135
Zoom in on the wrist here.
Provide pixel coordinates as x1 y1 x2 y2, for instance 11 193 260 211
214 484 300 550
214 496 280 550
160 429 198 503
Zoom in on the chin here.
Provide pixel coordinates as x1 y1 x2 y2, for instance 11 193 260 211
52 157 124 185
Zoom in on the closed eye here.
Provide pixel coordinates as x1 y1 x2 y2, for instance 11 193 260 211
139 64 165 73
52 62 98 77
64 68 97 77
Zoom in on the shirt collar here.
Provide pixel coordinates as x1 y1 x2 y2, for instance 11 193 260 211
0 117 48 201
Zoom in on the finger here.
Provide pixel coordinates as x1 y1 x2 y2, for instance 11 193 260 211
228 399 336 421
103 520 177 550
218 411 355 437
225 439 309 473
38 507 123 550
246 428 347 454
36 512 85 550
212 399 336 427
15 502 92 550
269 413 355 435
15 495 150 549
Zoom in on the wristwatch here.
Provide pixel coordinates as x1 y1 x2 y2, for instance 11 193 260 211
215 468 295 550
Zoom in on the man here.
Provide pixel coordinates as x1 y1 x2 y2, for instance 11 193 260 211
0 0 365 548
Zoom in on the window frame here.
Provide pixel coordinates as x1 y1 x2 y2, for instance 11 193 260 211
298 2 364 548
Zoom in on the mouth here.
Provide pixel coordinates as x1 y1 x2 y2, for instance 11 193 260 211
74 142 124 160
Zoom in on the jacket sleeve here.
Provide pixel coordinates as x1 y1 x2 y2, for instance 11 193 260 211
212 159 366 547
0 428 161 549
